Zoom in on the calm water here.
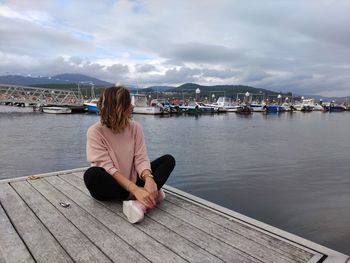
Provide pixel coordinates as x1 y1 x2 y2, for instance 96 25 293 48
1 105 350 254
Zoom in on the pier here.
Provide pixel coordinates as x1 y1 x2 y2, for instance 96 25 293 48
0 84 84 107
0 168 349 262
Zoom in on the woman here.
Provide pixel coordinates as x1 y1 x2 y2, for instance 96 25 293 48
84 85 175 223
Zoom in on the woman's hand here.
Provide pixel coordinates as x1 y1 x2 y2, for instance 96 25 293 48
131 186 156 208
144 177 158 200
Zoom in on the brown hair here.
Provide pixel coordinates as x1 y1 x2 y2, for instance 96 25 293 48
98 86 131 133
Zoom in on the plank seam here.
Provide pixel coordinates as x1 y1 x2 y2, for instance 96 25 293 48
56 174 192 263
9 181 75 262
144 212 257 263
66 173 227 262
163 196 311 262
165 187 327 257
24 178 116 263
65 172 285 263
155 204 273 263
0 200 36 262
44 176 165 263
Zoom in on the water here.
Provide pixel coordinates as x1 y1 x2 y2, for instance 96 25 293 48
1 105 350 254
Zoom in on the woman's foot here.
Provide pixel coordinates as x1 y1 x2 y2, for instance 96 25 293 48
122 200 146 223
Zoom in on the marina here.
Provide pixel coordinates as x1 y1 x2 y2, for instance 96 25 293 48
0 168 349 262
1 84 349 115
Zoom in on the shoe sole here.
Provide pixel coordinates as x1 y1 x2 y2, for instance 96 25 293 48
123 201 144 224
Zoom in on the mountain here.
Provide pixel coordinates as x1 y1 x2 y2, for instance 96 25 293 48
0 73 112 86
164 83 285 98
142 85 175 92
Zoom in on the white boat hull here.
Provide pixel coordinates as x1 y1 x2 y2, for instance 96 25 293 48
42 107 72 114
133 106 165 115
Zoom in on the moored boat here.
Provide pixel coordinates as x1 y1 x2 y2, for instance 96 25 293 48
265 105 286 113
250 103 266 112
323 104 346 112
84 99 99 113
132 94 166 115
42 106 72 114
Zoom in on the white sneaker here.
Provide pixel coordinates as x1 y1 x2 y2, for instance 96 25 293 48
123 200 146 224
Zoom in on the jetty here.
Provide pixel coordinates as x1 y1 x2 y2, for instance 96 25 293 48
0 168 348 262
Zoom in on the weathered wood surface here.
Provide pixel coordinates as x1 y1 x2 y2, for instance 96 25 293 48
0 169 349 263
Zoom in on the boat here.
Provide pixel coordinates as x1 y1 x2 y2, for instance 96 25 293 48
151 99 180 114
178 102 219 114
293 99 315 112
132 94 166 115
84 99 99 113
236 104 253 114
42 107 72 114
323 103 346 112
250 103 266 112
281 102 295 112
265 105 286 113
210 97 239 112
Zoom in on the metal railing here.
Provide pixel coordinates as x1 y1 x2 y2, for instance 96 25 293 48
0 84 84 105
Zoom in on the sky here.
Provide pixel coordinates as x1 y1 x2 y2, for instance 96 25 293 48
0 0 349 96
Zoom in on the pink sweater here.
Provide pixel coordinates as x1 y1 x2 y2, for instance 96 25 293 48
86 121 151 183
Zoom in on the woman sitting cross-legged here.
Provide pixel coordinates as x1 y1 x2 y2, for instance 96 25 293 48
84 85 175 223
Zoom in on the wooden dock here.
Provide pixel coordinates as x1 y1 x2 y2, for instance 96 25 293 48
0 168 348 263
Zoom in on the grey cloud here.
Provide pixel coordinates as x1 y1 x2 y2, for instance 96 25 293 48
160 43 244 64
200 69 237 79
135 64 156 73
240 68 272 82
0 56 130 83
0 17 93 57
1 1 349 96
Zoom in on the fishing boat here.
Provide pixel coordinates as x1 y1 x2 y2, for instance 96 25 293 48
323 103 346 112
250 103 266 112
236 104 253 114
132 94 165 115
281 102 295 112
150 99 180 114
210 97 239 112
179 102 219 114
265 105 286 113
42 107 72 114
84 99 99 113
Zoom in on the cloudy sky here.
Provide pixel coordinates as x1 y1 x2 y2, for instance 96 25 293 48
0 0 349 96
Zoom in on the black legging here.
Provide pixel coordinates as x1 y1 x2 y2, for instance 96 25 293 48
84 154 175 201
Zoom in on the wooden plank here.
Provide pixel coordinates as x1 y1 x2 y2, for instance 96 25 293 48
146 204 263 263
11 180 113 263
44 175 187 263
43 175 222 263
0 183 73 263
73 171 321 261
60 173 258 263
0 202 34 263
62 173 277 263
164 192 315 262
165 185 347 259
158 197 305 263
71 172 328 262
27 177 149 263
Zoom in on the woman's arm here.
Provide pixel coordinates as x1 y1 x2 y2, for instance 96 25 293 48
112 171 156 208
140 169 158 199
